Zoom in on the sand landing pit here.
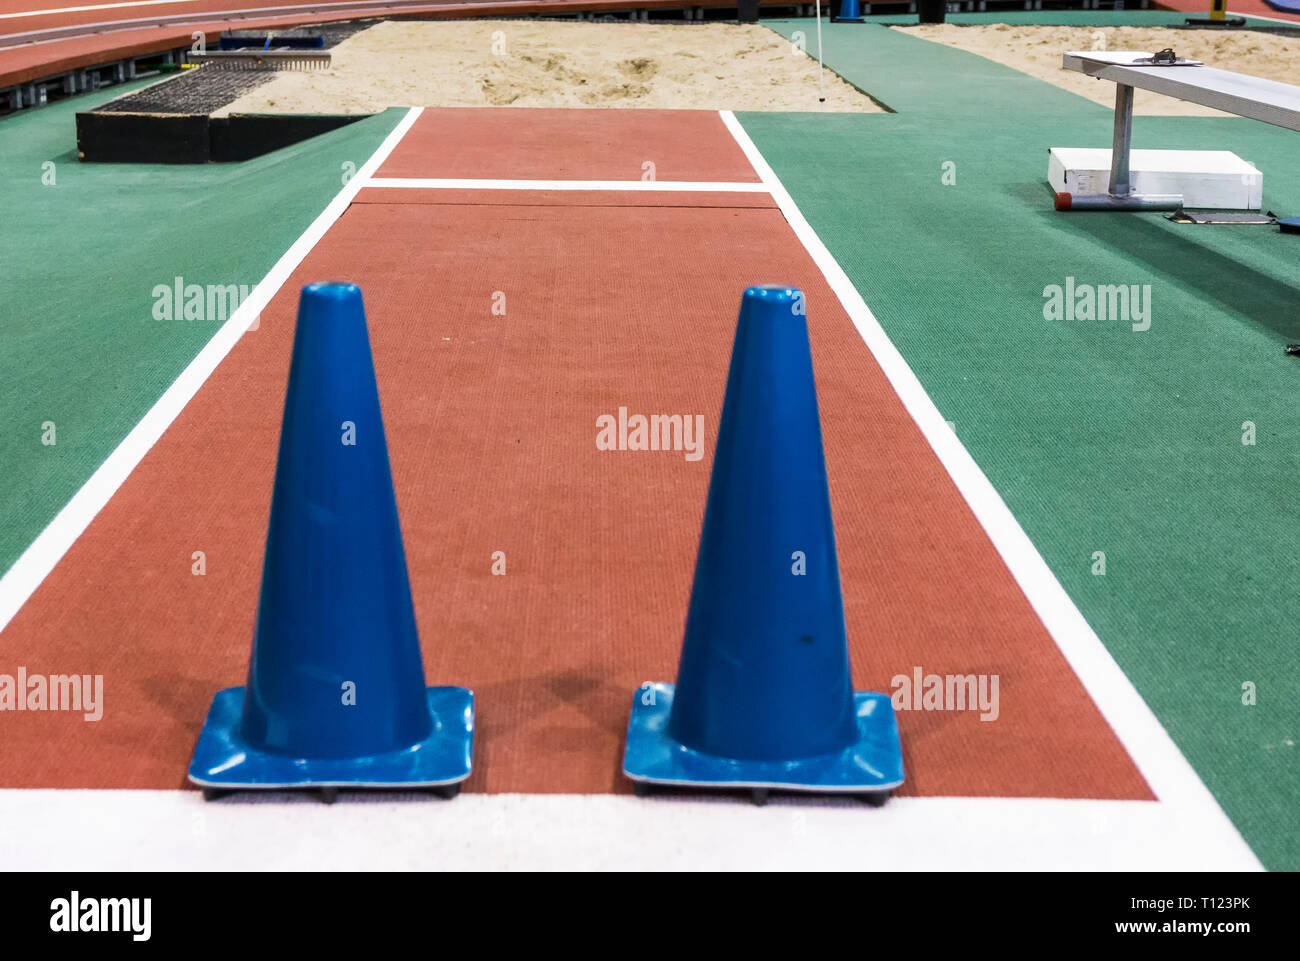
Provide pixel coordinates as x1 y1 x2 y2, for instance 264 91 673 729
217 20 883 115
897 23 1300 117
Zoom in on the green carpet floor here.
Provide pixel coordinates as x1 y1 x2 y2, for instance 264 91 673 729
747 20 1300 869
0 87 402 577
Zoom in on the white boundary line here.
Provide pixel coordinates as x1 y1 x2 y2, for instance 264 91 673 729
0 790 1258 871
366 177 769 192
718 109 1260 870
0 105 423 636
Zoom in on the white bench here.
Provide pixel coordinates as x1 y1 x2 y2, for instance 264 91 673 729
1056 50 1300 210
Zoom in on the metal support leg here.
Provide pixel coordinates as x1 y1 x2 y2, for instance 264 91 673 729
1108 82 1134 197
1057 81 1182 211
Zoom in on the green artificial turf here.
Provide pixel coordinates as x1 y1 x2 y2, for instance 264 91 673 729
0 87 402 576
748 20 1300 869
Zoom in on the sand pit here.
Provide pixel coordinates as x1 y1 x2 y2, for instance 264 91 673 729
218 20 881 115
897 23 1300 116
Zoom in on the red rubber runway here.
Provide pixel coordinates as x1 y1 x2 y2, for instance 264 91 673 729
0 108 1152 801
375 108 762 181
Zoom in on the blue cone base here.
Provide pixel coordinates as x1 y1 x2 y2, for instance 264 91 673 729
831 17 866 21
188 686 474 789
623 683 903 793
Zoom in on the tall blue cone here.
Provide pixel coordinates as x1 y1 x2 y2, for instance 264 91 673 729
669 286 858 761
188 283 473 796
623 286 903 800
833 0 866 23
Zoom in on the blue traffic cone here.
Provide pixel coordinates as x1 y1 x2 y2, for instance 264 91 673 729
833 0 866 23
623 286 902 802
188 282 472 798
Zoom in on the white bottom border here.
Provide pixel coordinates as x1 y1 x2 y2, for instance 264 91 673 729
0 789 1261 871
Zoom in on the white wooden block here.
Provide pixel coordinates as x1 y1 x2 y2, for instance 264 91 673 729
1048 147 1262 209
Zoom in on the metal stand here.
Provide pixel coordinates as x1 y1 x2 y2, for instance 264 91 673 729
1110 82 1134 195
1055 83 1182 211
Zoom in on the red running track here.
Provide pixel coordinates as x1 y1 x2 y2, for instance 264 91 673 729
1156 0 1299 21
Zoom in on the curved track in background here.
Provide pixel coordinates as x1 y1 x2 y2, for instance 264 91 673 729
0 0 792 89
0 0 737 41
1157 0 1300 19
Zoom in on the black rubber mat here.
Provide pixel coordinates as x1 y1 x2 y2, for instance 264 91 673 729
98 69 274 116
